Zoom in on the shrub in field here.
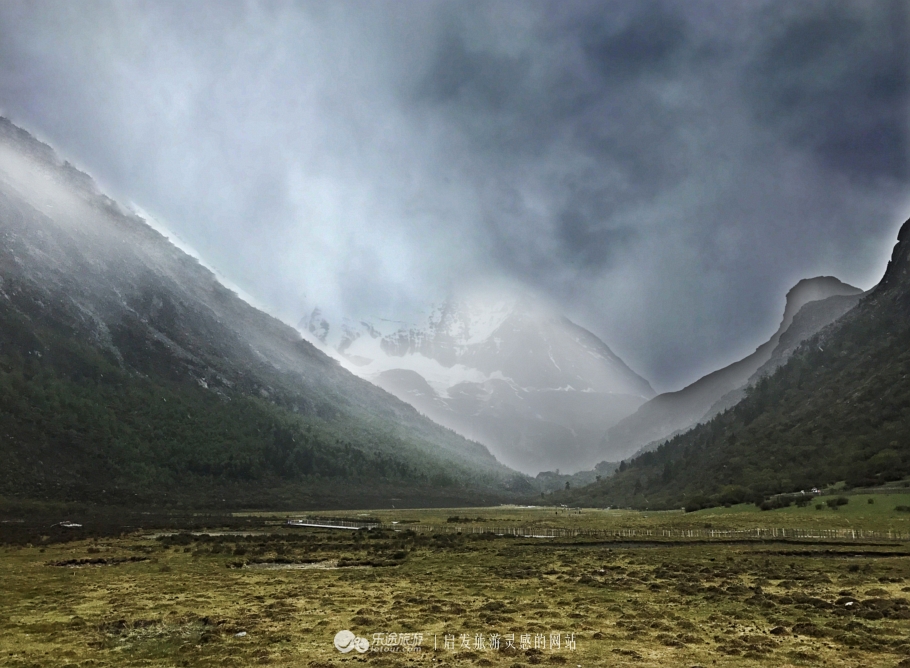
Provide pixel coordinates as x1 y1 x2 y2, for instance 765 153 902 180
826 497 849 509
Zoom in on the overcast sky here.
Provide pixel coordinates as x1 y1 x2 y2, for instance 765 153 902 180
0 0 907 391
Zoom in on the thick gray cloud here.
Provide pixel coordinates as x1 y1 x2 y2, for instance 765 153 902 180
747 1 909 182
0 0 907 390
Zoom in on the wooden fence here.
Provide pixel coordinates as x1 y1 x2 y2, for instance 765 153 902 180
287 519 909 542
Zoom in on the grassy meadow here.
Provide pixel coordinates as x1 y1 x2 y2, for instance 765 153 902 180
1 496 909 668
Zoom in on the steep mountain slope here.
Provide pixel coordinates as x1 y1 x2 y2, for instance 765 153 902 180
0 118 527 509
601 277 862 459
301 296 654 473
703 291 864 420
556 218 910 510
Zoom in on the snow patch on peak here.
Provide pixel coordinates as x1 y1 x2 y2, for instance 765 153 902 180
338 327 488 395
452 297 518 345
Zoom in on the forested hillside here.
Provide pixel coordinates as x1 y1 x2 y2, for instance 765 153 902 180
555 219 910 510
0 118 528 509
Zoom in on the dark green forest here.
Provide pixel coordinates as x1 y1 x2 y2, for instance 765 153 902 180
0 300 521 510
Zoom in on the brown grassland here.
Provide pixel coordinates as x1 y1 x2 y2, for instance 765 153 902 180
1 494 909 668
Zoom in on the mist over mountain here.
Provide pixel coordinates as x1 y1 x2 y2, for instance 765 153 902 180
0 118 528 508
1 2 906 396
299 295 654 473
557 217 910 510
702 288 867 422
601 276 863 460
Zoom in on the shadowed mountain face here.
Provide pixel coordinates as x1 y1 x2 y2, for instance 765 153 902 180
0 118 527 508
601 276 863 460
301 296 654 474
703 290 865 420
558 218 910 510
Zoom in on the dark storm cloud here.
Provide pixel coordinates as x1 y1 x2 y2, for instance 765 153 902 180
412 2 700 275
747 0 910 183
0 0 907 389
417 31 529 111
556 211 638 270
580 1 689 81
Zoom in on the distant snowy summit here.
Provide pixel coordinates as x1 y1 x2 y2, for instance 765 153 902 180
298 293 654 474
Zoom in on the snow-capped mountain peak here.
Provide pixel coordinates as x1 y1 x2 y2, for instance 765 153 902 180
297 292 653 473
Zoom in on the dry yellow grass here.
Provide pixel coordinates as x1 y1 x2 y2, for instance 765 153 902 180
2 504 909 667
